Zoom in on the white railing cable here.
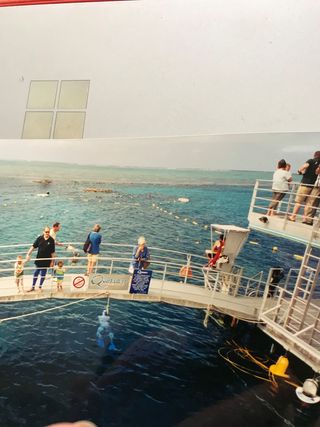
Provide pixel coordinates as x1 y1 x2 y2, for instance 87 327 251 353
0 291 109 324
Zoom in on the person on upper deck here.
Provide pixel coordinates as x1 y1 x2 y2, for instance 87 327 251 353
302 165 320 225
267 159 292 216
289 151 320 222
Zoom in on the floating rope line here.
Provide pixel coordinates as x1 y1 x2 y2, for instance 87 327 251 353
0 291 109 324
152 203 210 230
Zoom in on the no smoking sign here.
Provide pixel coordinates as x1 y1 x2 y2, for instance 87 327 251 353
72 275 86 290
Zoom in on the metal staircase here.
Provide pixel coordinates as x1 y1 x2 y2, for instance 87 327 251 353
251 183 320 372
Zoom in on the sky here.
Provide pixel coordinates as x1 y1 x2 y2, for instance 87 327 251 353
0 0 320 170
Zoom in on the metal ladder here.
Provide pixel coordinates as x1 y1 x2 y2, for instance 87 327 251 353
283 219 320 346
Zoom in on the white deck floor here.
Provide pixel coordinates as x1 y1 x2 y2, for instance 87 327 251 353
248 211 320 246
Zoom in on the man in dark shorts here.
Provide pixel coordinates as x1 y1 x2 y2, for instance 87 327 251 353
289 151 320 222
26 226 56 291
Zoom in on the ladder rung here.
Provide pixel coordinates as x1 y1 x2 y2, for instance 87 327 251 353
290 307 307 317
300 274 316 279
286 325 299 334
294 296 308 304
302 266 317 272
310 338 320 347
287 315 301 324
295 286 311 294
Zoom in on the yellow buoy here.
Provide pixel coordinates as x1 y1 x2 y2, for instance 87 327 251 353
294 254 303 261
272 246 278 252
269 355 289 378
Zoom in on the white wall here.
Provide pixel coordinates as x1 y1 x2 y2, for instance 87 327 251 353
0 0 320 139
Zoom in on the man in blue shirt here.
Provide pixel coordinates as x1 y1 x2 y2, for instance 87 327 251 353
86 224 102 275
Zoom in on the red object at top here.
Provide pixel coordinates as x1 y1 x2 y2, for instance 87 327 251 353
0 0 132 7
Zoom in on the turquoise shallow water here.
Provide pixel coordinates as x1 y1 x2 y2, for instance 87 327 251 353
0 161 317 427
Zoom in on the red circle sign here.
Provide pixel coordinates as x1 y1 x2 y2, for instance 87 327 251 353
73 276 86 289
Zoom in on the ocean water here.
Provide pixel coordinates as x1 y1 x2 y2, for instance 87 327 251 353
0 161 318 427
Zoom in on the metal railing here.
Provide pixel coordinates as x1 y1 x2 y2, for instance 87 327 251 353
249 179 320 224
203 267 266 298
0 242 207 290
0 242 272 303
260 283 320 352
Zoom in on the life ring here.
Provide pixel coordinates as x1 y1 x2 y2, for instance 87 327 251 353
179 265 192 278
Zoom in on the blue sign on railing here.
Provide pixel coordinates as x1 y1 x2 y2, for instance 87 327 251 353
129 269 152 294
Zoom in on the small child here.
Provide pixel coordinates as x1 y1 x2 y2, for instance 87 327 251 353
53 260 66 291
14 255 24 293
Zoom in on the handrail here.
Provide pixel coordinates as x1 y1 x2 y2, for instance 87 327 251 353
260 283 320 350
0 241 274 299
250 179 320 223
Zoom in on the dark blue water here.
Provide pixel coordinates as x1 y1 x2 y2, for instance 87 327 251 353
0 162 318 427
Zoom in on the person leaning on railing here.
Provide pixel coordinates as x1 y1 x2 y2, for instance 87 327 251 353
289 151 320 223
129 236 150 272
302 166 320 226
86 224 102 276
267 159 292 217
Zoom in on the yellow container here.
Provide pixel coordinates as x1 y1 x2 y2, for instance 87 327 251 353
269 356 289 378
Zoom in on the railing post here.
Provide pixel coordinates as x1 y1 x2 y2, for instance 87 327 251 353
274 287 285 323
244 279 250 296
161 263 167 296
213 271 219 293
184 254 191 284
284 182 296 224
233 270 242 296
109 260 113 274
258 271 263 294
249 180 259 215
259 268 272 318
